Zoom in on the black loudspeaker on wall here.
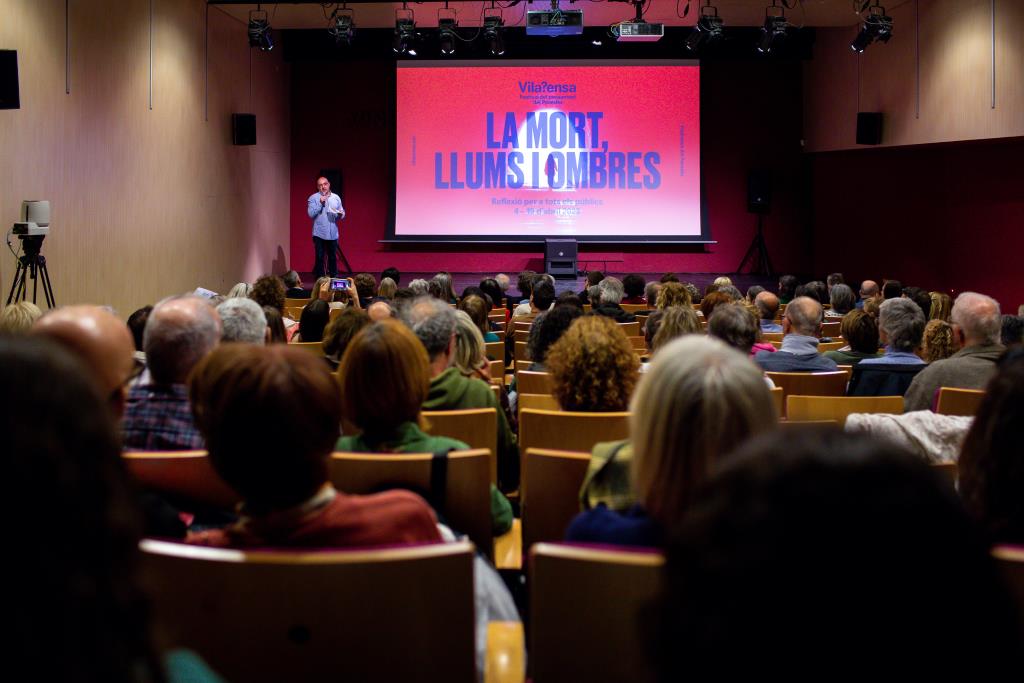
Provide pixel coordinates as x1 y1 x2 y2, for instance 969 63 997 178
232 113 257 146
857 112 883 145
318 168 343 198
0 50 20 110
747 170 772 214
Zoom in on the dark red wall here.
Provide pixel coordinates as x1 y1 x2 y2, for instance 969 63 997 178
289 59 809 277
809 140 1024 312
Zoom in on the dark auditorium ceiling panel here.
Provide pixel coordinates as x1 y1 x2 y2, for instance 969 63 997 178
210 0 867 30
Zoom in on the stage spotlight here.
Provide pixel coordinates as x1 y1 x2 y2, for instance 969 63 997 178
393 14 418 55
328 10 356 46
438 18 459 56
850 4 893 53
483 15 505 56
685 3 724 53
247 8 274 51
757 5 788 54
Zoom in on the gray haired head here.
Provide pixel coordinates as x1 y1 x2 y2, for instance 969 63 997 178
144 294 222 385
598 277 625 305
217 297 267 345
878 297 926 352
402 295 456 360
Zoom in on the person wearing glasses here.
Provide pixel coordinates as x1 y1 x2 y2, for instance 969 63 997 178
307 175 346 278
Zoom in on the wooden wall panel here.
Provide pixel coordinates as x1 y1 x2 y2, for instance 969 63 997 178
0 0 290 317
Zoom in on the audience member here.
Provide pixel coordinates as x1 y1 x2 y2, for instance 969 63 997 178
621 274 647 304
511 278 556 324
123 295 220 450
525 304 582 371
801 280 829 305
354 272 379 308
713 276 733 288
823 310 881 365
578 271 605 304
860 298 925 366
546 316 639 411
930 291 953 321
282 270 305 299
366 300 394 322
754 291 782 332
571 336 775 543
0 300 43 335
217 297 267 345
655 282 692 309
882 279 903 299
555 291 583 309
902 286 933 319
381 266 401 286
659 272 680 284
777 274 799 304
322 307 370 371
826 272 844 294
1001 314 1023 347
250 274 287 313
745 285 766 302
262 305 287 343
126 305 152 353
717 285 743 302
827 283 856 317
650 306 702 354
494 272 510 295
408 278 429 295
452 310 491 381
655 429 1021 678
863 296 882 319
459 294 500 342
753 296 838 372
959 349 1024 544
682 281 702 304
590 277 637 322
295 299 330 343
922 319 957 363
226 282 252 299
699 291 732 322
479 278 505 312
905 292 1004 411
709 303 770 357
515 270 537 305
643 281 662 309
377 277 398 300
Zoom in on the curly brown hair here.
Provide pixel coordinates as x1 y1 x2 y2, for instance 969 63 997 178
250 274 286 312
922 319 956 363
545 315 640 411
656 281 692 309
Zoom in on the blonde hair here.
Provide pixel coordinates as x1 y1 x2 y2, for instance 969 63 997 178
929 291 952 322
378 277 398 300
0 302 43 334
226 282 252 299
656 282 692 310
631 336 776 529
651 306 702 353
452 310 487 376
712 276 734 288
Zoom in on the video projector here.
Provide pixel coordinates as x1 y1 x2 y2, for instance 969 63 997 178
526 9 584 36
12 200 50 237
616 21 664 42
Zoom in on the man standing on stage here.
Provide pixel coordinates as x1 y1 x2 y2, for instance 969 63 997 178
307 176 345 278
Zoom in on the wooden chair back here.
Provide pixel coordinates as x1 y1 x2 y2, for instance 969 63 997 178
142 538 476 683
820 321 841 337
935 387 985 416
626 336 648 351
487 359 505 378
514 341 530 365
284 297 311 308
770 386 784 417
484 341 504 362
517 370 553 395
617 321 640 336
992 545 1024 642
518 393 561 417
529 543 663 683
513 321 534 333
513 330 531 343
328 450 492 558
618 303 647 314
123 450 239 510
288 341 324 355
817 341 845 353
766 371 849 416
762 332 784 343
422 408 498 483
518 409 630 494
521 449 591 553
284 306 305 320
786 395 904 427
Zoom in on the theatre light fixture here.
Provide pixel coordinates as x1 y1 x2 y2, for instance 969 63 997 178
328 5 356 46
247 6 274 51
685 1 724 53
757 2 788 54
850 3 893 53
393 5 419 56
438 18 459 56
483 8 505 57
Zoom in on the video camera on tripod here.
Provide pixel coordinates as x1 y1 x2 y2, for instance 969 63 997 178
7 200 56 308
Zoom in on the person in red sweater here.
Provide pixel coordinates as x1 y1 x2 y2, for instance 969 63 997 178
186 343 441 549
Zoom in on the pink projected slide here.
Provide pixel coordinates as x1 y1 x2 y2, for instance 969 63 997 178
393 61 702 240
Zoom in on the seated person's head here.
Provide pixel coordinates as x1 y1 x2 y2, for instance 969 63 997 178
930 291 952 321
0 301 44 335
262 305 287 343
250 274 286 313
408 279 429 295
282 270 302 290
377 277 398 300
452 310 487 376
840 309 880 354
829 283 856 315
32 305 136 416
700 291 732 321
546 315 639 411
745 285 765 303
322 307 371 362
860 279 880 300
754 291 780 321
586 271 606 288
381 266 401 286
659 272 679 284
597 277 625 306
517 270 537 298
656 282 692 310
826 272 844 290
216 297 267 345
959 349 1024 543
783 296 823 337
922 319 956 362
633 336 775 529
527 304 582 366
951 291 1001 348
190 344 341 513
2 336 160 680
144 295 222 385
777 274 799 300
656 429 1019 676
682 282 701 305
458 295 491 338
227 282 252 299
532 279 557 312
338 320 431 437
311 276 331 302
1000 314 1023 347
354 272 378 300
804 280 828 304
555 291 583 309
645 281 662 307
622 274 646 300
650 306 702 354
479 278 504 310
298 299 331 343
717 285 743 302
902 286 932 319
495 273 510 291
708 303 760 354
882 279 903 299
366 300 395 322
126 305 153 351
877 297 925 353
403 296 457 369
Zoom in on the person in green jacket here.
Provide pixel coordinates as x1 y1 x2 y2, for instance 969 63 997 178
335 318 513 536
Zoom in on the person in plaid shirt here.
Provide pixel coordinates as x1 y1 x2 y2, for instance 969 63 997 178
123 295 221 451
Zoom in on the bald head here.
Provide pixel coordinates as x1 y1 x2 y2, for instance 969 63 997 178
366 300 394 322
33 305 136 414
860 280 879 299
784 296 824 337
144 295 222 385
951 292 1002 347
754 291 780 322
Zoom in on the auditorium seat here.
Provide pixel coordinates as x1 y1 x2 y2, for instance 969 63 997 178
284 297 310 308
487 359 504 378
626 335 648 351
521 448 591 556
619 303 646 313
513 329 531 343
328 307 343 321
289 341 324 355
762 332 785 343
329 449 492 558
142 538 476 683
122 450 239 510
514 341 530 366
786 395 904 426
422 408 498 483
992 545 1024 640
518 409 630 473
817 341 845 353
517 393 561 418
935 387 985 416
766 372 848 416
517 370 553 395
285 305 305 320
820 321 841 337
484 341 504 362
770 386 784 417
529 543 663 683
617 321 640 336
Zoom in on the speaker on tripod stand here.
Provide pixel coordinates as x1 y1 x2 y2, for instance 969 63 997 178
7 200 57 308
735 170 774 277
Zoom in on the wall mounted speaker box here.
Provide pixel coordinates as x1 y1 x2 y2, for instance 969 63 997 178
0 50 20 110
545 239 578 279
747 170 772 214
232 113 257 145
857 112 883 145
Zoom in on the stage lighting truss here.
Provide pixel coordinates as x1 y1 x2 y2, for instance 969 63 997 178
437 4 459 57
850 3 893 53
247 6 274 51
328 5 356 46
393 5 419 56
684 2 724 53
757 2 788 54
483 11 506 56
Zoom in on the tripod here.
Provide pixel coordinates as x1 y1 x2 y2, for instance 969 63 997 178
335 243 353 276
735 213 774 277
7 236 56 308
